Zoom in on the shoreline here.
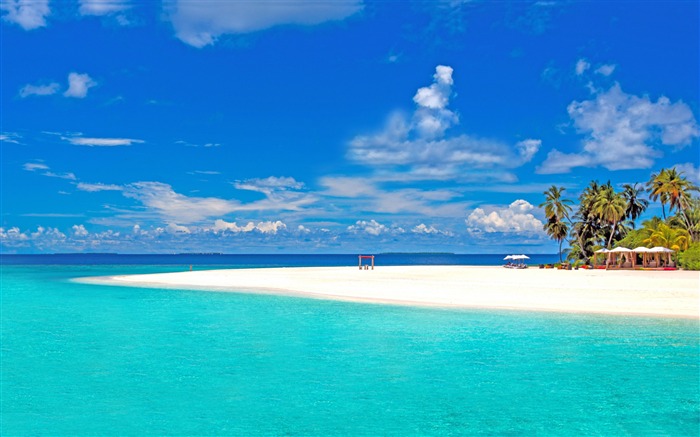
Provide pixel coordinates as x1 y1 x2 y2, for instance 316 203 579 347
77 266 700 319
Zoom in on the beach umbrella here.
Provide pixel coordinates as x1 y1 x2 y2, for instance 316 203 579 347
504 255 514 260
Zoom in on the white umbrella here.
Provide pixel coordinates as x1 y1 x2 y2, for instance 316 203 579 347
633 247 652 252
504 255 514 260
512 254 529 260
594 248 609 253
650 246 674 253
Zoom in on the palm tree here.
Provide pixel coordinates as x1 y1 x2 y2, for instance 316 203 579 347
544 218 569 263
647 169 671 219
622 183 649 225
682 198 700 242
539 186 573 223
647 167 699 223
568 181 606 263
644 222 691 252
540 186 573 262
593 185 628 248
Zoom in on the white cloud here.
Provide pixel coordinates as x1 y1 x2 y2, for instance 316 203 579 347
538 83 699 174
166 223 191 234
63 72 97 98
23 162 76 180
19 82 60 97
595 64 616 76
515 139 541 162
347 65 540 179
165 0 363 47
412 223 454 236
211 219 287 234
122 182 241 224
72 224 89 237
79 0 130 15
0 227 29 242
0 132 22 144
234 176 304 195
233 176 316 212
675 162 700 185
575 58 590 76
466 200 544 234
77 182 123 192
23 162 49 172
347 219 392 236
1 0 50 30
64 136 144 146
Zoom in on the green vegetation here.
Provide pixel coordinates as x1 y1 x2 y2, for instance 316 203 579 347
677 243 700 270
542 166 700 270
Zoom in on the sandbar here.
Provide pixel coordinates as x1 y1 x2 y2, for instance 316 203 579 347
78 266 700 318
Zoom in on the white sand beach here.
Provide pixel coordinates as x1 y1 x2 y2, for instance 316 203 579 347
80 266 700 318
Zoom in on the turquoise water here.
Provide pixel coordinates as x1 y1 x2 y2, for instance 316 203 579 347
2 264 699 436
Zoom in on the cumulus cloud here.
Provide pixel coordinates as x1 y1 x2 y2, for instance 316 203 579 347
20 72 96 99
72 224 89 237
347 219 404 236
19 82 60 97
538 83 699 174
1 0 50 30
595 64 616 76
412 223 454 236
575 58 590 76
347 65 540 179
466 200 544 234
0 226 29 242
165 0 363 47
63 136 144 146
63 72 97 98
212 219 287 234
166 223 190 234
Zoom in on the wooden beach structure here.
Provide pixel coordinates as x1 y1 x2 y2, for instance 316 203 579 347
358 255 375 270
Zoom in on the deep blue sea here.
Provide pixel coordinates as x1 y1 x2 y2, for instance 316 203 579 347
2 254 698 436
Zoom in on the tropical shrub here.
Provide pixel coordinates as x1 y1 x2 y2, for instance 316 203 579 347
677 243 700 270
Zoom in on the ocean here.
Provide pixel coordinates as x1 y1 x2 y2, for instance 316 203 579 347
1 254 698 436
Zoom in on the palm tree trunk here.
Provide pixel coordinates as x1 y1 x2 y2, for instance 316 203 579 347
558 238 563 262
607 221 617 249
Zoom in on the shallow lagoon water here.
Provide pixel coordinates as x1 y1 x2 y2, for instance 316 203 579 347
2 262 698 436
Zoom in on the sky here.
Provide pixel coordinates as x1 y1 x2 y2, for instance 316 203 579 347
1 0 699 254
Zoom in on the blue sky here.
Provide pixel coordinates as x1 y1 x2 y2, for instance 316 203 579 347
1 0 698 254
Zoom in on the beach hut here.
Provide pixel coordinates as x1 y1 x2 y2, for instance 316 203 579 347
632 247 653 267
607 247 634 268
649 247 675 268
593 248 608 267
